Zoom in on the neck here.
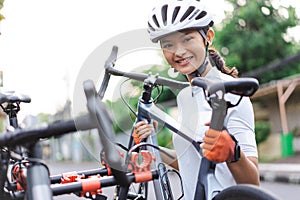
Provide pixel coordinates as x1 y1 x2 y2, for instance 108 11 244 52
187 60 212 83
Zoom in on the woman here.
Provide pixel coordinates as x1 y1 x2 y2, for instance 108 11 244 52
132 0 260 198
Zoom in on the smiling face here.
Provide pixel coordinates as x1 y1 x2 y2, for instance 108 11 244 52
160 29 214 75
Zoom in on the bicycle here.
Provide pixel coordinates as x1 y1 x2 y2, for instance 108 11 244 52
0 99 97 200
0 79 177 199
0 45 280 200
0 82 179 199
0 91 31 158
0 91 31 199
89 45 280 200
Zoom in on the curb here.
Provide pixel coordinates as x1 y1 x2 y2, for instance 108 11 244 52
259 163 300 184
260 173 300 184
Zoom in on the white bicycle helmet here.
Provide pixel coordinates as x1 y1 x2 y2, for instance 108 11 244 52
147 0 214 43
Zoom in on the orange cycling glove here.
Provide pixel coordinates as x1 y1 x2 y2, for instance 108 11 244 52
132 121 155 144
201 128 240 163
132 129 142 144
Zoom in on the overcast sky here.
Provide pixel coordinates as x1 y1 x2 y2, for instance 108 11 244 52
0 0 225 117
0 0 298 119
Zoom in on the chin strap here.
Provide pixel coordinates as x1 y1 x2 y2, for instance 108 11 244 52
188 45 209 77
188 28 210 77
188 60 208 77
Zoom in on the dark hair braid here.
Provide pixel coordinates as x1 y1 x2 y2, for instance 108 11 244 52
208 47 239 78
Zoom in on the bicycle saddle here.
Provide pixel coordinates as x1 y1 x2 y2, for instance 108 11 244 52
0 91 31 104
191 77 259 97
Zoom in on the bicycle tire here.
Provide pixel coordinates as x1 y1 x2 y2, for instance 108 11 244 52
213 184 279 200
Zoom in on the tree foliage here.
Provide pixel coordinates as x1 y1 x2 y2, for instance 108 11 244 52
255 120 271 145
0 0 4 21
214 0 300 83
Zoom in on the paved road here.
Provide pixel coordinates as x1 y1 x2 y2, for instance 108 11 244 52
260 181 300 200
49 161 300 200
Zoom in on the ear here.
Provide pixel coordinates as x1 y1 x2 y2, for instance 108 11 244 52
206 28 215 45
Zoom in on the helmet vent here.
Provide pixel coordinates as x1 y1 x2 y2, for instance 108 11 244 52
148 22 155 31
195 11 207 20
152 15 160 28
161 5 168 26
172 6 181 23
180 6 195 22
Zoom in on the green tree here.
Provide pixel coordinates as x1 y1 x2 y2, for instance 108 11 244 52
38 113 51 124
255 121 271 145
106 98 137 134
0 0 5 21
214 0 300 83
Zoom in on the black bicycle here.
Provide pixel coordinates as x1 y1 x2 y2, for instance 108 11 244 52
0 101 97 199
0 91 31 199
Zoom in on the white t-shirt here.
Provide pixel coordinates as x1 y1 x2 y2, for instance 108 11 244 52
173 67 258 199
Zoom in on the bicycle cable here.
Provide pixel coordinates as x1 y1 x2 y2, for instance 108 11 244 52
119 78 137 117
128 142 175 160
119 78 163 118
158 162 184 200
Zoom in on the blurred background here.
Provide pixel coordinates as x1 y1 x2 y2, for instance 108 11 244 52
0 0 298 163
0 1 300 199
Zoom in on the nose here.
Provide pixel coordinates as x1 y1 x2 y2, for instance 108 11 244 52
174 44 186 57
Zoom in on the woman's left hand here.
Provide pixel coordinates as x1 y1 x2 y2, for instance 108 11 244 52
200 128 237 163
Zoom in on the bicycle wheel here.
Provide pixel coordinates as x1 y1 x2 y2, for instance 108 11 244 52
213 184 279 200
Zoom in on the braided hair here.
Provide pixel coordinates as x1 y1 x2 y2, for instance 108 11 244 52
208 47 239 78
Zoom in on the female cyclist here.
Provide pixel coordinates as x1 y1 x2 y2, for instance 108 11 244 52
133 0 260 198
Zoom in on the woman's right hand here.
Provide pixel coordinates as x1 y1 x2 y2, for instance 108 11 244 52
132 121 179 170
132 121 156 144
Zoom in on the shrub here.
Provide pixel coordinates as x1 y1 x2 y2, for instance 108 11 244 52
255 121 271 145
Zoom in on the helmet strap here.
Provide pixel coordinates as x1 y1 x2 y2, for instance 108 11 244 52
188 45 209 77
188 29 211 77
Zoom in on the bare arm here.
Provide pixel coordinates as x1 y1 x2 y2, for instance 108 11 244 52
227 152 260 185
159 147 179 170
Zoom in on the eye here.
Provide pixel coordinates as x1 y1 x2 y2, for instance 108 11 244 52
161 43 173 49
183 36 193 43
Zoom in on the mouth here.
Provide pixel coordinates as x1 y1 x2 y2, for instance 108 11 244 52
175 56 193 65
